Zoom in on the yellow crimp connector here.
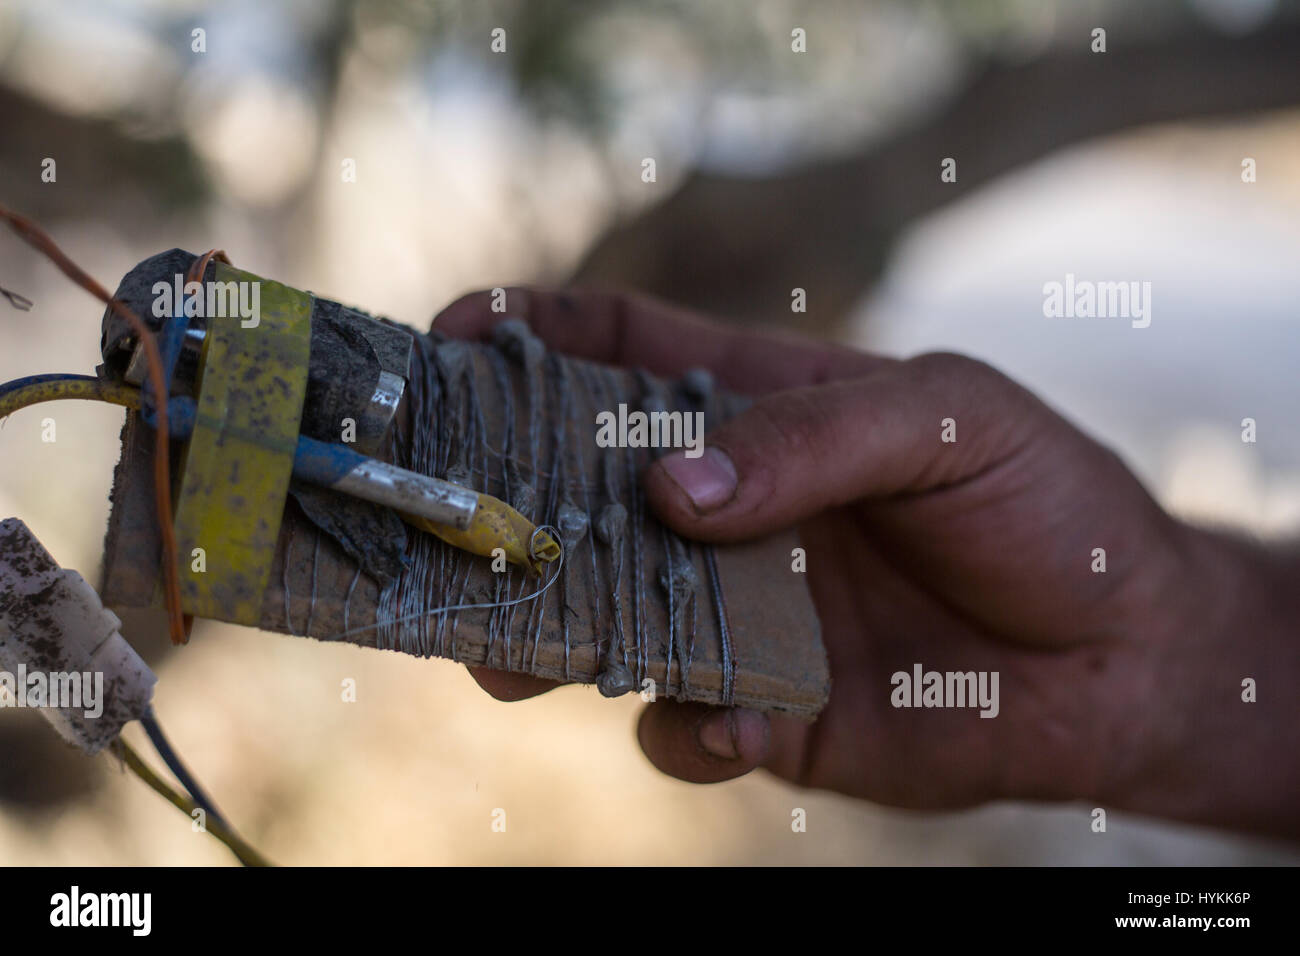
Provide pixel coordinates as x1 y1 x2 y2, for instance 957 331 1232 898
400 493 560 575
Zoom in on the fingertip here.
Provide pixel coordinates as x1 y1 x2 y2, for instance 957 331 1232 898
636 702 769 784
433 287 536 339
697 707 770 764
643 448 758 544
467 665 560 701
642 456 707 535
657 447 738 513
431 290 492 338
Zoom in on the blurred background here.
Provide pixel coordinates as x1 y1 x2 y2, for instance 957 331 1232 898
1 0 1298 864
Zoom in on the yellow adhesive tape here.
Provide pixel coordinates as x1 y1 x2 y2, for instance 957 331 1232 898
171 262 312 625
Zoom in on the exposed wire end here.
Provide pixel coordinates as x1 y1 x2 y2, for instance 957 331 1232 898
402 493 561 575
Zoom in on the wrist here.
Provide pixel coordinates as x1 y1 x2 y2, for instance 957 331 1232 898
1100 523 1300 838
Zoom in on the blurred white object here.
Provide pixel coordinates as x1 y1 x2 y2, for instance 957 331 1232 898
862 123 1300 535
0 517 156 754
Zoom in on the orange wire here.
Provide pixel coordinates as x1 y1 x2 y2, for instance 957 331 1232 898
187 249 230 284
0 205 194 646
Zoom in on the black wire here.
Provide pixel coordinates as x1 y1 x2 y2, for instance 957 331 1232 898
140 707 228 830
0 284 33 310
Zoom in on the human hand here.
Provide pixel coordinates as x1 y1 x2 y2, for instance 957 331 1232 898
434 288 1298 838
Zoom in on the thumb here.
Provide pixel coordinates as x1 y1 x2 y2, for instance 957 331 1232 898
643 352 1045 542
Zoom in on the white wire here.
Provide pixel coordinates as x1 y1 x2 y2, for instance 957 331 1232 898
319 525 565 643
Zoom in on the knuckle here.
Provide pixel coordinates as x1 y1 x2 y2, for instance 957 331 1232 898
908 350 1015 408
752 390 833 460
910 350 987 381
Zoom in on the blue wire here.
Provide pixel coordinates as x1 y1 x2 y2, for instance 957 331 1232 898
140 707 228 830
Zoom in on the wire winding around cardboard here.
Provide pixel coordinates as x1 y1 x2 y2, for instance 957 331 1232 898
319 524 566 643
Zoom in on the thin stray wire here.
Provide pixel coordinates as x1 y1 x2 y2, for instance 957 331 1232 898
0 284 33 310
704 545 735 706
305 529 321 636
342 564 362 636
320 526 565 643
661 523 676 697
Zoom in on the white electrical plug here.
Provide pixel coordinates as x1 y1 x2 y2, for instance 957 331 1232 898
0 517 156 754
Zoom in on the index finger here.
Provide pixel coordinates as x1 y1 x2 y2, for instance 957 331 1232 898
432 286 888 394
